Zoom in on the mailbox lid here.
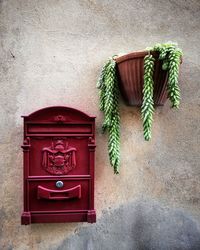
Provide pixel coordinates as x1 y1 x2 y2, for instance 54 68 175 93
23 106 95 137
28 178 90 212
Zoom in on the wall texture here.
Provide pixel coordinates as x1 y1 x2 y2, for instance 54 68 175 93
0 0 200 249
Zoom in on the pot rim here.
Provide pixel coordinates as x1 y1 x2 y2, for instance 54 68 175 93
114 50 159 64
115 50 182 64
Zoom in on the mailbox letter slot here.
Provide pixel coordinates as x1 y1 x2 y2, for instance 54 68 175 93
37 185 81 200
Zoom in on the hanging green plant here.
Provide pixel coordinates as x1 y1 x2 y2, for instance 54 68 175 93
97 43 182 173
151 42 182 108
141 54 155 141
142 43 183 140
97 56 120 174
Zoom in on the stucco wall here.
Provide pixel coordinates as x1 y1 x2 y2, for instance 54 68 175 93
0 0 200 249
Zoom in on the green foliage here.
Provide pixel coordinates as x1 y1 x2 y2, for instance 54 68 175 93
141 54 155 141
98 43 182 172
141 42 182 140
152 43 183 108
97 57 120 174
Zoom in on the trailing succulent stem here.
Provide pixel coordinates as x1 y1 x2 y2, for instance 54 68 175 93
152 43 182 108
97 57 120 174
141 42 182 140
141 54 155 141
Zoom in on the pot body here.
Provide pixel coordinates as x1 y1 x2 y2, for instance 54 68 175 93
115 51 168 106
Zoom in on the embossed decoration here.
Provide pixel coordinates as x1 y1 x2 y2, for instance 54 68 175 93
42 140 77 175
54 115 66 122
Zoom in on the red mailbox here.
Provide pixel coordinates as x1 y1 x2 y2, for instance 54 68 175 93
21 106 96 224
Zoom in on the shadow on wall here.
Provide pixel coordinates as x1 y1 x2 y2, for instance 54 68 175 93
53 198 200 250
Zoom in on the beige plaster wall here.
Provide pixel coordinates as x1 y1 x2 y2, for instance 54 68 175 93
0 0 200 249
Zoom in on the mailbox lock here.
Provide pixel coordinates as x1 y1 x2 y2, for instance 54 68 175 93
56 181 64 188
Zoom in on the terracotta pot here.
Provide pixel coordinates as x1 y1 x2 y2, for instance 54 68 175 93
115 51 169 106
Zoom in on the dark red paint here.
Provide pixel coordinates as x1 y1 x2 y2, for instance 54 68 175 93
21 106 96 224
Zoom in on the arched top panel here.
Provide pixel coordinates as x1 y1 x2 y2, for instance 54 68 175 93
22 106 95 122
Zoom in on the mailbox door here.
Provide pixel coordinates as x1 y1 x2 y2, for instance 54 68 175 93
28 179 89 211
